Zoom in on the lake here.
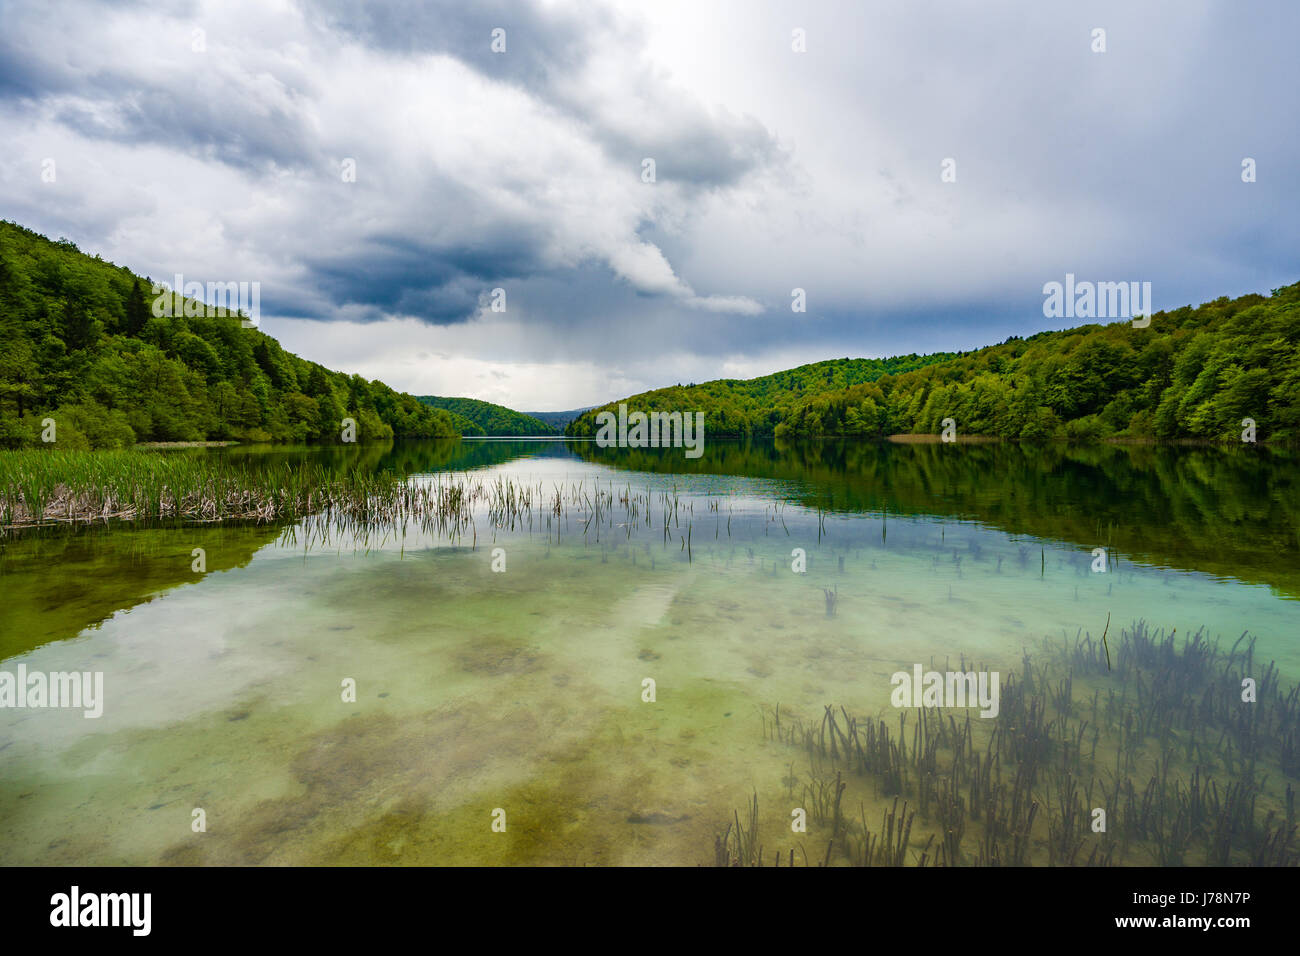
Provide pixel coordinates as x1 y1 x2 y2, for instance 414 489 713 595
1 439 1297 865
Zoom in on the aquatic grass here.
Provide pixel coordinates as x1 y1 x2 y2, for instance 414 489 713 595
751 621 1300 867
3 450 749 576
0 449 496 532
0 451 578 531
0 449 395 528
715 791 764 867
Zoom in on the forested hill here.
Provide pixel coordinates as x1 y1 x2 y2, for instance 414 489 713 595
565 355 959 438
417 396 557 436
775 283 1300 443
0 221 459 448
566 282 1300 443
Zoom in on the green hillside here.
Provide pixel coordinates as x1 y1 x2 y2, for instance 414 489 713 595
417 395 557 436
775 283 1300 443
0 221 460 448
565 354 959 438
566 282 1300 444
441 410 486 437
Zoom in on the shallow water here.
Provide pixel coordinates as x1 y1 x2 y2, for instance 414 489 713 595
1 439 1297 865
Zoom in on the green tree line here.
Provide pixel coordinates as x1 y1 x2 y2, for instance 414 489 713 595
565 354 959 438
0 221 460 448
775 283 1300 442
566 282 1300 444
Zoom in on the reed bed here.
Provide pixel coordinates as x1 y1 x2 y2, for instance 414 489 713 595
0 449 715 560
0 449 410 529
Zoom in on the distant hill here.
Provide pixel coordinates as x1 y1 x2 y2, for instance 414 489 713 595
565 356 958 438
525 407 596 431
417 396 557 436
0 220 460 448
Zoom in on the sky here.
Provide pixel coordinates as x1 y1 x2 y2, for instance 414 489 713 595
1 0 1297 410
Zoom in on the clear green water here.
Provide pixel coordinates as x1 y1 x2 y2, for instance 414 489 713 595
1 439 1297 865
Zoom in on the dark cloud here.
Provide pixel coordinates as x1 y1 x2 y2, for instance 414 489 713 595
48 90 316 172
310 0 607 88
295 223 556 323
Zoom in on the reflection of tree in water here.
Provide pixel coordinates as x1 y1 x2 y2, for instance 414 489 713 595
0 520 285 657
217 438 584 476
571 438 1300 599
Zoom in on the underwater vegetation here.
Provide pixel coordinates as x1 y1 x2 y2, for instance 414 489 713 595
719 621 1299 866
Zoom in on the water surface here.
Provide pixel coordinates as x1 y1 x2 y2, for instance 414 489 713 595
2 439 1296 865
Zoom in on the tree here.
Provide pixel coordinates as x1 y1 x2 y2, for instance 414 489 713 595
125 278 150 336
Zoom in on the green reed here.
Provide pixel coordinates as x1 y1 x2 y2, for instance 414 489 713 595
0 450 689 544
0 449 404 528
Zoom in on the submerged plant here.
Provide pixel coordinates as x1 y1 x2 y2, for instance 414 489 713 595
742 621 1300 868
